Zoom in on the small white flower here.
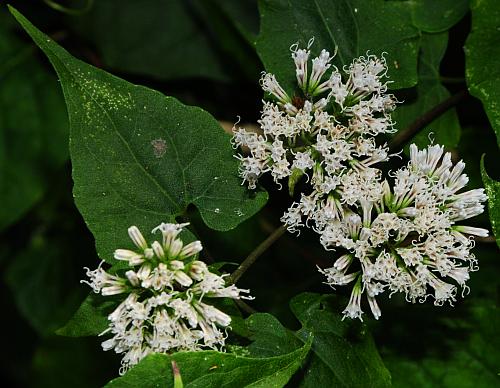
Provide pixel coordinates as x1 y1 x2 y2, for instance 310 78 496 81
292 151 315 171
260 72 292 106
291 42 311 90
342 279 364 321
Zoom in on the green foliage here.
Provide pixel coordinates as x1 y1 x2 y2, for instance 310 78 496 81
410 0 469 33
11 6 267 264
69 0 259 82
257 0 422 91
5 234 85 336
236 296 391 387
256 0 469 149
104 340 311 388
245 313 304 357
56 293 116 337
481 157 500 248
465 0 500 147
2 172 97 338
384 303 500 388
3 2 500 388
291 293 391 387
392 33 461 149
0 11 68 231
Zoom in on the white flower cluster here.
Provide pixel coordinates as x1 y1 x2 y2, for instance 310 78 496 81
233 40 488 320
233 40 396 217
82 223 251 374
318 144 487 320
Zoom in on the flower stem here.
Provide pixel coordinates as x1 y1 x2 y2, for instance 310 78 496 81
229 225 286 284
388 89 468 152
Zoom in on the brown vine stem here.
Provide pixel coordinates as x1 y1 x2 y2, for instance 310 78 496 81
235 300 258 315
388 89 469 153
229 225 287 284
474 235 496 244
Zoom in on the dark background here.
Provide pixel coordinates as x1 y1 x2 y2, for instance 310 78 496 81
1 1 498 387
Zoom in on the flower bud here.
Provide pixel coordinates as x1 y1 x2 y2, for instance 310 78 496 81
128 226 147 250
151 241 165 258
174 271 193 287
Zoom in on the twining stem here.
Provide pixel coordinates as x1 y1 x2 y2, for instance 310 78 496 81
474 235 496 244
229 225 286 284
235 299 258 315
388 89 469 153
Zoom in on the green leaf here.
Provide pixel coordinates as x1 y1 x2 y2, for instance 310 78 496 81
10 7 267 262
104 340 312 388
69 0 260 82
193 0 262 81
410 0 469 33
209 0 260 43
384 303 500 388
56 292 117 337
245 313 304 357
5 236 86 336
392 33 461 149
481 156 500 249
69 0 228 81
256 0 420 91
0 10 68 231
465 0 500 147
291 292 391 388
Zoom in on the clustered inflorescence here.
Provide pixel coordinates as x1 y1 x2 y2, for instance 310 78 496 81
233 39 488 321
83 223 251 374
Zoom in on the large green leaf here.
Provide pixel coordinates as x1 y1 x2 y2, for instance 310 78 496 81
465 0 500 147
256 0 420 91
193 0 262 82
104 340 311 388
0 10 68 231
384 303 500 388
392 33 461 149
69 0 259 82
5 235 87 336
410 0 469 33
4 182 104 337
245 313 304 357
69 0 227 81
10 7 267 263
56 292 117 337
291 293 391 388
481 156 500 248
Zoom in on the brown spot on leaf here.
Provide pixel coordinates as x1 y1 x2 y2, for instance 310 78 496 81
151 138 167 158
